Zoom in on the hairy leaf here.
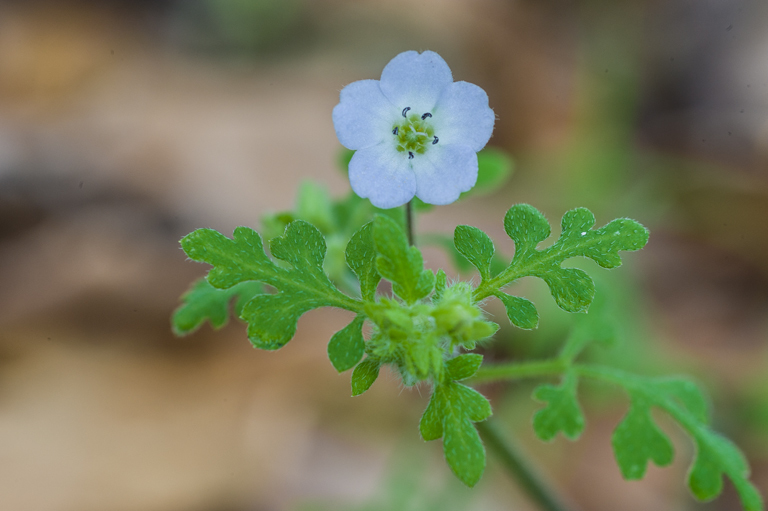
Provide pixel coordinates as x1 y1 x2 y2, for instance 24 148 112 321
493 292 539 330
446 354 484 381
419 381 492 487
454 225 495 281
373 215 434 304
473 205 648 316
181 221 360 350
351 357 380 396
328 315 366 373
172 278 263 335
434 269 447 301
345 222 381 301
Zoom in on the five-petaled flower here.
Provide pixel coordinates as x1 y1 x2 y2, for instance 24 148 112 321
333 51 495 209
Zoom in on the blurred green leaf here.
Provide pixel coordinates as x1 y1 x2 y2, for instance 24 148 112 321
297 181 334 233
172 278 263 335
612 394 674 479
580 366 763 510
532 372 585 441
460 147 514 199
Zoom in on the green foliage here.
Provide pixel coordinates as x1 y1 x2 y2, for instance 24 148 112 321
576 366 762 510
532 372 585 441
328 315 366 373
181 220 361 350
172 278 263 335
611 393 674 478
174 188 761 508
345 222 380 301
468 148 515 197
373 215 434 304
420 374 492 487
351 357 380 396
454 225 494 281
446 354 484 381
465 205 648 333
493 292 539 330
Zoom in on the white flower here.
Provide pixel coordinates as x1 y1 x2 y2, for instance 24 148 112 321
332 51 495 209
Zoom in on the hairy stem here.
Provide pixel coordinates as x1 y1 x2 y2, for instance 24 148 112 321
477 421 576 511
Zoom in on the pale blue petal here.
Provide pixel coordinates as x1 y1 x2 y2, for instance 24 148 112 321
379 51 453 114
413 144 478 205
433 81 495 152
333 79 398 150
349 143 416 209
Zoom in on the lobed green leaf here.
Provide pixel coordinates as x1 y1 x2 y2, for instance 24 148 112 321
532 373 585 441
420 381 492 487
181 221 360 350
473 204 648 317
583 366 763 510
172 278 263 335
611 394 674 479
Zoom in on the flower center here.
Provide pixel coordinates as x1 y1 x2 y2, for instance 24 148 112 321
392 107 438 159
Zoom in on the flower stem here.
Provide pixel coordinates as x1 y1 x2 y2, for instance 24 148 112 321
477 421 575 511
405 200 415 246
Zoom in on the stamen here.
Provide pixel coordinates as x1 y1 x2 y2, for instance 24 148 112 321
432 136 439 145
408 152 414 159
402 107 411 117
421 113 432 120
392 127 398 135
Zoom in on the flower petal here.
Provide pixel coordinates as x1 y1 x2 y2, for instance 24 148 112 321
349 143 416 209
379 51 453 114
413 144 478 205
433 81 495 152
333 79 397 150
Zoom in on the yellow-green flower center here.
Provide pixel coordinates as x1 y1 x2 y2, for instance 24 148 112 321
393 109 438 158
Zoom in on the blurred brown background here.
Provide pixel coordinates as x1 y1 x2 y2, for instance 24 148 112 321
1 0 767 510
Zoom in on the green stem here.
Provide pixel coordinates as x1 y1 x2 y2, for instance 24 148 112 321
477 421 575 511
469 359 568 385
405 200 415 246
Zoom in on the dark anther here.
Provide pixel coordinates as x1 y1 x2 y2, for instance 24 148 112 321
432 136 439 145
408 152 414 159
402 107 411 117
421 112 432 120
392 127 398 135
